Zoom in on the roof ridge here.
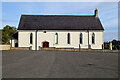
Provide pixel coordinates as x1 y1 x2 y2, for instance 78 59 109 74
21 14 95 17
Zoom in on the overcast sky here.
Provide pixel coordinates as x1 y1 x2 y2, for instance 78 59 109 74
1 2 118 41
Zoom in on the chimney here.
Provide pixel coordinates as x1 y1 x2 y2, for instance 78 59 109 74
95 8 98 17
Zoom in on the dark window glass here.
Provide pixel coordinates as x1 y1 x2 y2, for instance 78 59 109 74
44 31 46 33
80 33 83 44
30 33 32 44
67 33 70 44
55 33 58 44
92 33 95 44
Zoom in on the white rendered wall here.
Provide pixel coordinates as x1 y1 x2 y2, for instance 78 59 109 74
18 30 104 50
18 30 36 50
89 31 104 49
10 39 18 47
0 45 10 50
37 31 89 49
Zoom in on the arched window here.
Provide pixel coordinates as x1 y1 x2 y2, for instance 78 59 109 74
92 33 95 44
30 33 33 44
55 33 58 44
67 33 70 44
80 33 83 44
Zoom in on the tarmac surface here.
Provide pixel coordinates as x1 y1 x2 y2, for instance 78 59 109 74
2 50 118 78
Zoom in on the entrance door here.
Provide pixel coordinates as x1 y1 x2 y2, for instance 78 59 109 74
43 42 49 48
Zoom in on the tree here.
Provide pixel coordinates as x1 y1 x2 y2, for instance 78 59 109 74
112 39 120 50
104 41 109 49
2 25 17 44
104 40 120 50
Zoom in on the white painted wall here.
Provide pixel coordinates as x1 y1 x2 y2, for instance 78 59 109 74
18 30 104 50
0 45 10 50
10 39 18 47
89 31 104 49
18 30 36 50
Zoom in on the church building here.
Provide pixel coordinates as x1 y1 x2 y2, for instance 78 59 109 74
11 9 104 50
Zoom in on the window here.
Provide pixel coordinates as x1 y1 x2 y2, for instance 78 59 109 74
30 33 33 44
67 33 70 44
80 33 83 44
92 33 95 44
55 33 58 44
43 31 46 33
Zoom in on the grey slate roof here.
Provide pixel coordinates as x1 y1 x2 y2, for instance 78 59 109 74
18 15 104 30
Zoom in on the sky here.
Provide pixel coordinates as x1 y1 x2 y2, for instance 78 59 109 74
1 2 118 42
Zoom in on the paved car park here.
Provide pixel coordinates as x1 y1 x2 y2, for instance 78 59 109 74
2 50 118 78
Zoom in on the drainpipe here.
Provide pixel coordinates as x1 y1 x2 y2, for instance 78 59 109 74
35 30 38 50
87 30 89 49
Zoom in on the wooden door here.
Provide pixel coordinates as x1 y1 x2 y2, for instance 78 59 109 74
43 42 49 48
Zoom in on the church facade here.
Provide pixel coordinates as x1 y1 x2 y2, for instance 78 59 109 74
14 9 104 50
